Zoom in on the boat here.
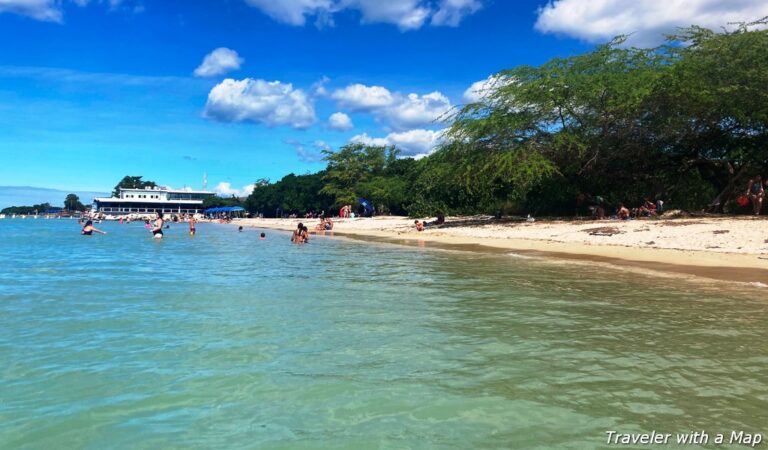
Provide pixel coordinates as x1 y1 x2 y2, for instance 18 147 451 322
0 214 5 219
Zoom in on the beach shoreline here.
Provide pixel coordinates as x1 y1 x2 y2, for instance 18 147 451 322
232 216 768 284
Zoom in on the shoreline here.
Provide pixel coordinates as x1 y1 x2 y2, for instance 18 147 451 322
232 216 768 285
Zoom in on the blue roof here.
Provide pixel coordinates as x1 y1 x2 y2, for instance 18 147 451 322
205 206 245 213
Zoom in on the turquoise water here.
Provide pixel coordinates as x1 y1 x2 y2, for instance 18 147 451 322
0 219 766 449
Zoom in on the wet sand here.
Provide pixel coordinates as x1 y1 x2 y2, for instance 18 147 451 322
232 216 768 285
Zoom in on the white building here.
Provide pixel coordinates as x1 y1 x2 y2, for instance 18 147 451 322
93 187 215 216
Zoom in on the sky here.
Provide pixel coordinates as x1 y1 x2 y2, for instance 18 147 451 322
1 0 766 203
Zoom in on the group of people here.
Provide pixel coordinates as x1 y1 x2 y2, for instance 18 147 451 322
314 216 334 232
746 176 766 215
291 223 310 244
82 212 177 239
338 205 355 219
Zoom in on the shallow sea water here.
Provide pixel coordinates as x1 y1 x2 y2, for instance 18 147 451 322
0 219 766 449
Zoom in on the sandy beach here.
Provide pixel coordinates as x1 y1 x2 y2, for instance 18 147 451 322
233 215 768 284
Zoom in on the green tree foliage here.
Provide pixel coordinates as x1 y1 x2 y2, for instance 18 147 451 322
245 172 334 217
112 176 157 197
1 203 52 215
202 195 242 209
64 194 85 211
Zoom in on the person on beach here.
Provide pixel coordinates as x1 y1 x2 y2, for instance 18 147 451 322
638 198 657 217
617 204 630 220
151 212 164 239
414 220 424 232
81 220 106 235
747 176 764 215
189 216 196 236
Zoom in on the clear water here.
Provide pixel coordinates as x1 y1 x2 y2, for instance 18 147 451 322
0 219 766 449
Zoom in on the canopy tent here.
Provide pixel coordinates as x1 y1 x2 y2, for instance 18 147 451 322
358 198 374 217
205 206 246 218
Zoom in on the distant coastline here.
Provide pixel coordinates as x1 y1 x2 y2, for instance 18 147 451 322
0 186 108 210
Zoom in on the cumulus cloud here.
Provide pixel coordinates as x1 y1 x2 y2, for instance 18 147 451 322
351 128 446 157
383 91 451 130
204 78 316 129
331 84 395 111
328 112 354 131
194 48 244 78
535 0 768 46
214 182 256 197
242 0 483 30
332 83 452 130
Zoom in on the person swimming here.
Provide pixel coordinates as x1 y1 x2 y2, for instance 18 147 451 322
238 226 243 232
81 220 106 235
189 216 196 236
151 212 164 239
260 232 266 240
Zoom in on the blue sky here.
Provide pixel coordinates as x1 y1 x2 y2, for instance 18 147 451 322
0 0 765 202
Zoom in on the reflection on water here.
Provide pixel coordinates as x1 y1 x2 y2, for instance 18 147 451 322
0 220 765 449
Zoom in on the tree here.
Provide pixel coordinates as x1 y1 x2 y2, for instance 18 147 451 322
112 176 157 197
321 143 399 207
64 194 85 211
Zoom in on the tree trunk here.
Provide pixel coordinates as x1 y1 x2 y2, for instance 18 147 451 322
709 163 748 213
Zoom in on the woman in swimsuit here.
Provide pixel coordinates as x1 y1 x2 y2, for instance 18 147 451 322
291 223 304 243
151 212 165 239
81 220 106 235
747 176 764 215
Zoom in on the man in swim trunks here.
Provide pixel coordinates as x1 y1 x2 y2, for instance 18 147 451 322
189 216 196 236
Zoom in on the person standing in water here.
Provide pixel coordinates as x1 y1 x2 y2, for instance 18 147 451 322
291 223 304 243
81 220 106 235
151 212 165 239
189 216 196 236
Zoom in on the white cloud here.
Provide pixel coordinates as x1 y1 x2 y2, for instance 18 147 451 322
383 91 451 130
242 0 482 30
462 75 509 103
0 0 61 21
242 0 333 26
328 112 354 131
332 83 452 130
351 128 445 157
194 48 244 78
432 0 482 26
204 78 316 129
331 84 395 111
535 0 768 46
214 182 255 197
